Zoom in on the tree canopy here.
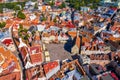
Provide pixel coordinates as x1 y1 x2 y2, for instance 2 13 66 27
59 2 66 9
34 3 38 9
17 11 26 19
14 5 21 11
18 24 29 41
31 0 37 2
66 0 101 10
0 22 6 29
0 2 26 13
49 0 55 7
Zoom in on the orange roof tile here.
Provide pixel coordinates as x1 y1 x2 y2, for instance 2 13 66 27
30 53 43 64
0 47 5 53
0 55 3 63
68 31 77 38
76 37 81 48
1 58 13 69
30 45 42 54
20 47 28 60
31 19 39 25
0 46 21 78
3 50 11 58
0 72 21 80
34 36 40 41
42 6 46 11
43 61 59 74
26 65 44 80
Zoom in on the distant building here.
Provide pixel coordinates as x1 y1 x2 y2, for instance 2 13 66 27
0 46 22 80
101 0 120 8
1 0 25 3
25 1 36 10
49 59 87 80
101 0 112 3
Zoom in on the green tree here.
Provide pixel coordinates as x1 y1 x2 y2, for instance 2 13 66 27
18 24 23 36
74 2 80 10
0 2 26 12
14 5 21 11
49 0 55 7
41 17 47 21
17 11 26 19
18 24 29 41
32 30 35 36
13 13 16 17
41 14 47 21
66 0 100 9
5 3 15 9
23 34 29 40
31 0 37 2
0 8 3 13
59 2 66 9
19 24 23 29
0 22 6 29
53 17 57 23
34 3 38 9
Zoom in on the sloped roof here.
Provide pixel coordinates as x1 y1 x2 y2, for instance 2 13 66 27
43 61 59 74
0 46 21 80
30 53 43 64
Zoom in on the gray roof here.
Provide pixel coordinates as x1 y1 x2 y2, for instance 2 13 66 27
100 74 114 80
28 26 37 32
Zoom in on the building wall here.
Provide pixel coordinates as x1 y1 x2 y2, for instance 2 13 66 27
117 1 120 8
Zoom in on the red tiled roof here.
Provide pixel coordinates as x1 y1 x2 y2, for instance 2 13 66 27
2 38 13 46
0 72 21 80
43 61 59 74
55 1 62 6
30 52 43 64
20 47 28 60
111 26 120 31
90 54 110 60
29 45 42 54
110 7 118 11
66 22 75 28
26 65 44 80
